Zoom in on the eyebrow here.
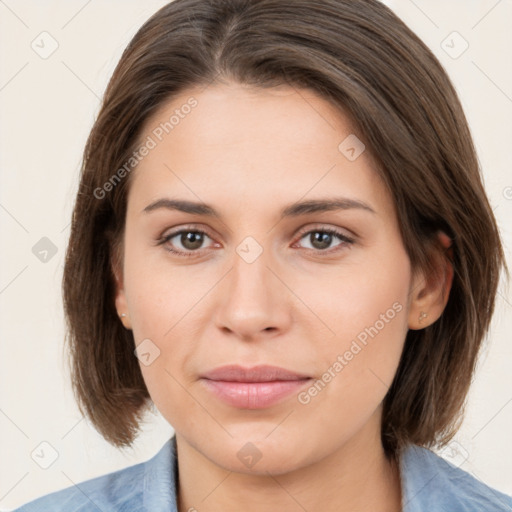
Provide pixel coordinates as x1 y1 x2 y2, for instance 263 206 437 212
142 197 376 218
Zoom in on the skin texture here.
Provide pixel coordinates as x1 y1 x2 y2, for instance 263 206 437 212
114 82 452 512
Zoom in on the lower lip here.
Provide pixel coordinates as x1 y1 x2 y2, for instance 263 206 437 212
200 379 311 409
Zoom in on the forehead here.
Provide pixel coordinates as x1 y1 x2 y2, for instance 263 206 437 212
139 82 359 151
128 82 394 221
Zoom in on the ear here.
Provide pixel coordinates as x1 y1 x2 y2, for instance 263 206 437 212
408 231 454 330
112 248 132 331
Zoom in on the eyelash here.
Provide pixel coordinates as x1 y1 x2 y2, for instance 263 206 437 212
157 225 355 258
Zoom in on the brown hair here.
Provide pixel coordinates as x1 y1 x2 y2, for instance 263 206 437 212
63 0 506 458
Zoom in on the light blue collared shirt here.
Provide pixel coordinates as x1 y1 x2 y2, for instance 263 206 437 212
13 436 512 511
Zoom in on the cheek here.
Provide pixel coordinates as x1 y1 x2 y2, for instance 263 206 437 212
122 229 210 339
306 247 410 350
296 248 411 420
296 245 410 400
122 237 221 408
125 260 205 426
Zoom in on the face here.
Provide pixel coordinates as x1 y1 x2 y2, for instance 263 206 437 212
115 82 423 474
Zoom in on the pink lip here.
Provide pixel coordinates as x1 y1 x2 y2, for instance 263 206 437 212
200 365 312 409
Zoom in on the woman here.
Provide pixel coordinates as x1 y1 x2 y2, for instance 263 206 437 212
15 0 511 510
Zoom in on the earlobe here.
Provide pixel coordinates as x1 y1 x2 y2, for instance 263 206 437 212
112 259 132 330
408 231 454 330
115 292 132 330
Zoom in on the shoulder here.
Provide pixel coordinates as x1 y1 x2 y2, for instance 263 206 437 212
13 437 178 512
400 443 512 512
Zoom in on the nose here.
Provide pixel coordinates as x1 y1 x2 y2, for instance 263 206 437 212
213 246 293 341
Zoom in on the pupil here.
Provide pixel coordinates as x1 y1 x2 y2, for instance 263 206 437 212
183 232 203 250
312 232 331 250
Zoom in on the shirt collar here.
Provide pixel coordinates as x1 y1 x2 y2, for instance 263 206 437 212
142 437 511 512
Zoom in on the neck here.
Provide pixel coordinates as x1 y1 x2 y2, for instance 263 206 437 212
175 417 402 512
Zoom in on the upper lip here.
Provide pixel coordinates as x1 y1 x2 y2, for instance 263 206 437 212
201 365 311 382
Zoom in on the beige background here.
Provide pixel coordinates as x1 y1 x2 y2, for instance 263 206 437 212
0 0 511 509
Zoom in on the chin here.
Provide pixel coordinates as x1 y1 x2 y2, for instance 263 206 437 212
198 428 315 476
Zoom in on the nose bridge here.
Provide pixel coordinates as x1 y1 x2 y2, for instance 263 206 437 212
214 237 290 337
232 242 271 300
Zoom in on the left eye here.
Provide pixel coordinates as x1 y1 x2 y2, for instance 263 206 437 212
158 227 354 257
295 228 354 252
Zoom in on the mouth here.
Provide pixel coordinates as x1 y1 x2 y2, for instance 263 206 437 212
199 364 312 409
